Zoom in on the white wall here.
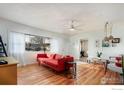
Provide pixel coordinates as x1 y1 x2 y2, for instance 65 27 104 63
69 22 124 59
0 18 69 65
1 17 124 64
69 31 101 59
50 37 69 55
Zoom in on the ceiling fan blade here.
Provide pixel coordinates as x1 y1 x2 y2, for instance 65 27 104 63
63 19 84 32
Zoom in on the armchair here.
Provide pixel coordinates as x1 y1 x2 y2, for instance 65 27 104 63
108 56 122 74
105 55 124 84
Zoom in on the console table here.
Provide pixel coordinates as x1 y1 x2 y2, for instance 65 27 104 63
0 57 18 85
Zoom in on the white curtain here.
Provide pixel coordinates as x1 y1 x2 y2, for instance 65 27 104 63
50 39 59 53
8 32 25 66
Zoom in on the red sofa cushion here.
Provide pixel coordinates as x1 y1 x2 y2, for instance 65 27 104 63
45 59 58 67
54 54 63 60
115 57 122 67
115 62 122 67
37 54 48 59
38 58 50 62
49 54 56 59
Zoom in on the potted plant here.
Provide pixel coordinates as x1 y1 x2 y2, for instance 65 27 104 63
97 51 102 58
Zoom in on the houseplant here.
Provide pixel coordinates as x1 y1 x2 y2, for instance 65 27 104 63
97 51 102 58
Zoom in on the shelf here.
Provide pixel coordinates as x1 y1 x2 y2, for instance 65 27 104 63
0 52 4 54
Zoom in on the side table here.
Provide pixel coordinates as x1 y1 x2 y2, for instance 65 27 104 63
65 62 77 79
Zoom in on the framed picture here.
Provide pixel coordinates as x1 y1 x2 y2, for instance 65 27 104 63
95 40 100 47
102 40 110 47
112 38 120 43
25 34 51 51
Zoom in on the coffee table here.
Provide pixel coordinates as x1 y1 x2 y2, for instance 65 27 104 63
88 57 110 74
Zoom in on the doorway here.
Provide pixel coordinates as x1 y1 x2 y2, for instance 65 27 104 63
80 39 88 62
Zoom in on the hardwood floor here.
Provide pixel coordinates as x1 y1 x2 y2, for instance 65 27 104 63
17 63 122 85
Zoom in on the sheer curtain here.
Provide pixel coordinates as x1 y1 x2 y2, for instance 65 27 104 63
8 31 25 66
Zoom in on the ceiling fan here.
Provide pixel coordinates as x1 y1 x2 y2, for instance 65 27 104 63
67 20 83 31
69 20 75 31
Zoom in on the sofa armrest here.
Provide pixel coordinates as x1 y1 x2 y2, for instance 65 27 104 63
64 56 74 62
57 58 66 65
37 54 48 59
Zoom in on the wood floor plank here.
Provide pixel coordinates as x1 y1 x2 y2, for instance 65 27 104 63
17 63 122 85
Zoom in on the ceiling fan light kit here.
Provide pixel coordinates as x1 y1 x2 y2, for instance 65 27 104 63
69 20 75 31
69 28 75 31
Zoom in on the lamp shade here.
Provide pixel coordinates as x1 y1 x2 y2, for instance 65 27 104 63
104 36 109 41
108 35 114 40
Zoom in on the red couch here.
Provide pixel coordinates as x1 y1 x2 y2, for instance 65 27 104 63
37 53 74 72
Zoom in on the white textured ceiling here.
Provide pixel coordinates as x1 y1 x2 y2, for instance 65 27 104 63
0 3 124 35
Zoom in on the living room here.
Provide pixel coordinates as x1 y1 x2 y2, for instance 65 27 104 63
0 3 124 85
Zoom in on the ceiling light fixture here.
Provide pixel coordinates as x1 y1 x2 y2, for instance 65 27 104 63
103 22 114 42
69 20 75 31
69 28 75 31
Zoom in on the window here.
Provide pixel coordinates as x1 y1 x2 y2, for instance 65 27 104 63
25 34 51 51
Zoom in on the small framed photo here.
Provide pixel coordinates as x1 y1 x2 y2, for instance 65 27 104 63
102 40 110 47
96 40 100 47
112 38 120 43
